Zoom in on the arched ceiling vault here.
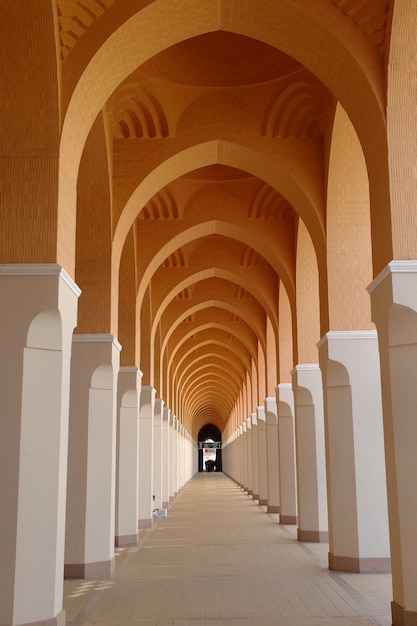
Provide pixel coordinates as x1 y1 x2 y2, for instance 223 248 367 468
153 268 279 347
62 0 391 438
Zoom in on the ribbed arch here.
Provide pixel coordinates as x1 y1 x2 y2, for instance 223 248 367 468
158 300 266 363
152 270 271 340
263 77 333 138
134 215 294 319
168 337 252 417
59 0 388 276
178 359 244 400
109 84 169 139
183 377 238 415
150 266 276 337
168 323 257 374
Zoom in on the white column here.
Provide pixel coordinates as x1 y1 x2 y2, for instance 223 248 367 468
318 330 390 572
276 384 297 525
178 424 184 491
265 396 280 514
138 386 155 528
162 407 170 508
251 412 259 500
115 367 142 546
236 426 243 485
368 262 417 624
257 406 268 506
173 416 179 497
292 365 328 542
168 413 175 501
241 422 248 489
246 417 253 495
153 398 164 509
65 333 121 578
0 265 79 626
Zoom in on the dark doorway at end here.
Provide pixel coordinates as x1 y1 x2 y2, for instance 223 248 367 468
198 424 222 473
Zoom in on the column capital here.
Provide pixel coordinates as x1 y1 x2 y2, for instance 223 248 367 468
73 333 122 352
317 329 377 349
120 366 143 377
367 259 417 295
0 262 82 297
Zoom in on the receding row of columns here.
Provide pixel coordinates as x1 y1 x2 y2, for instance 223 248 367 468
3 262 417 625
223 332 390 574
0 264 198 626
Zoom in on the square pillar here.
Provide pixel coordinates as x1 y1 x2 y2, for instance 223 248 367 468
257 406 268 506
318 330 390 573
276 384 297 525
265 396 280 514
65 333 121 578
162 407 170 508
153 398 164 509
138 386 155 528
369 261 417 624
115 366 142 546
0 264 79 626
292 365 328 542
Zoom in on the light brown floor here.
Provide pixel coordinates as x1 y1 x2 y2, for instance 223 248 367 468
64 473 392 626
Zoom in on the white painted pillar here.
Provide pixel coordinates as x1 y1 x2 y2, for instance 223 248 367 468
173 416 179 497
115 366 142 546
246 417 253 495
0 265 79 626
318 330 390 572
234 430 239 481
251 412 259 500
236 425 243 485
292 365 328 542
153 398 164 509
178 424 184 491
257 406 268 506
276 384 297 524
193 437 199 476
168 413 175 501
138 386 155 528
241 422 248 489
162 407 170 508
65 333 121 577
226 433 233 479
369 262 417 625
265 396 280 514
184 430 191 482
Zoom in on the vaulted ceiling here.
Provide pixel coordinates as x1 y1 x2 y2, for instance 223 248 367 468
57 0 391 439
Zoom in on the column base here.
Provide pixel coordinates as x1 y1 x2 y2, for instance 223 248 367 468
162 501 170 509
252 493 259 500
138 518 153 528
298 529 328 542
280 514 297 524
18 609 66 626
259 498 268 505
329 552 391 573
115 532 138 547
267 505 280 513
392 600 417 626
64 557 115 579
247 489 253 495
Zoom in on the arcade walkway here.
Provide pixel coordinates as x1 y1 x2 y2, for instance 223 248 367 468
64 473 392 626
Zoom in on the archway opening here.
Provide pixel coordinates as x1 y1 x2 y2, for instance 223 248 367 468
198 423 222 472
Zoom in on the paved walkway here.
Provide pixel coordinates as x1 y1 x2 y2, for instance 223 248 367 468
64 473 392 626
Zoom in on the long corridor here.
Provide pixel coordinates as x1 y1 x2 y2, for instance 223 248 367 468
64 473 392 626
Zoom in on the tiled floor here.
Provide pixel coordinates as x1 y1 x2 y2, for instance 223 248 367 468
64 473 392 626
